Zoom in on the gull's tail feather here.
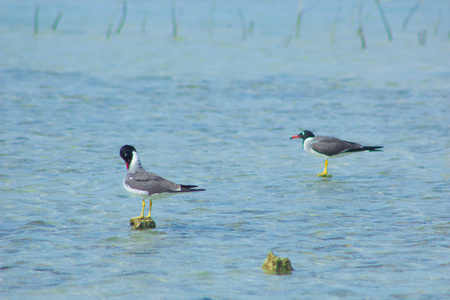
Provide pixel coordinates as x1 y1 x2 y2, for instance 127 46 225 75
346 146 383 153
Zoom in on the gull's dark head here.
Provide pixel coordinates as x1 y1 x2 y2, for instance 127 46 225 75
120 145 137 169
290 130 315 140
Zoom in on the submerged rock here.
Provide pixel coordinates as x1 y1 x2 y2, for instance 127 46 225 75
130 217 156 230
262 251 293 275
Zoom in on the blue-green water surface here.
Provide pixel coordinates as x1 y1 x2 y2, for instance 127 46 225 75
1 0 449 299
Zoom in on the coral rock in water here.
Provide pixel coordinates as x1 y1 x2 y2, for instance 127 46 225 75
130 217 156 230
262 251 293 275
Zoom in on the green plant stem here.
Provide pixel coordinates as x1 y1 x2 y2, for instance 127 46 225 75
116 1 127 35
402 0 423 31
237 8 247 41
295 0 304 39
34 4 39 35
171 0 177 37
375 0 392 42
52 11 63 31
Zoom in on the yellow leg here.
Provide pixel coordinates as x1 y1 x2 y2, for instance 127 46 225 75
317 159 332 177
146 199 152 218
138 199 145 218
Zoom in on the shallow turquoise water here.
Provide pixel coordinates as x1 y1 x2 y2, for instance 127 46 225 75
1 0 449 299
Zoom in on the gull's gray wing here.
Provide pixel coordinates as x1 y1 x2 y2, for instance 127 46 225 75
125 170 181 195
311 136 363 156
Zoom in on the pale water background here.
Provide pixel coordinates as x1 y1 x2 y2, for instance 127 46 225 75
1 0 449 299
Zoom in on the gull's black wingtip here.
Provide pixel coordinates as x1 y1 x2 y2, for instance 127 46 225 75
365 146 383 151
180 184 205 192
345 145 383 153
